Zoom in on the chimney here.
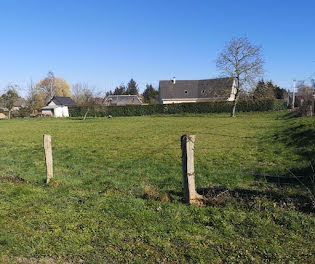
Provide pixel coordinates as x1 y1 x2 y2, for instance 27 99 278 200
173 77 176 84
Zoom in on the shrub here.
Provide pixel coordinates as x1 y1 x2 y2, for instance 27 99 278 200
296 99 314 117
69 99 287 118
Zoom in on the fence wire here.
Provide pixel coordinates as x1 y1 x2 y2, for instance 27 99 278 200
1 138 313 189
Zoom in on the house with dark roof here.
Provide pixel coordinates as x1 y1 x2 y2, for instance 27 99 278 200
41 96 77 117
0 97 26 112
12 98 27 111
159 77 237 104
103 95 142 106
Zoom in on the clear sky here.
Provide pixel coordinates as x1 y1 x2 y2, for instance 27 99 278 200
0 0 314 96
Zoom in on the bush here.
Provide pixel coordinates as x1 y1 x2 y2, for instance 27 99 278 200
11 108 31 118
69 99 287 118
296 99 314 117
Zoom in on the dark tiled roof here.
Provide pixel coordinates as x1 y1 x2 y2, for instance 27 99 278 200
50 96 77 106
13 98 26 107
159 77 234 100
0 97 26 108
104 95 142 106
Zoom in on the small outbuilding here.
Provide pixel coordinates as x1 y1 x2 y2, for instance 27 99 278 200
41 96 77 117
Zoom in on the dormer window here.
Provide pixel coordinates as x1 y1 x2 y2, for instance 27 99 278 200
184 90 188 94
201 89 205 94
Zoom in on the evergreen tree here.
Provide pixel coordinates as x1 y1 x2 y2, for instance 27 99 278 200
274 85 287 99
113 84 126 95
105 90 113 96
143 84 159 104
253 79 267 99
253 79 287 100
126 79 139 95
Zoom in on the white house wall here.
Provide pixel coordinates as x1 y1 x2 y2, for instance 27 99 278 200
62 106 69 117
54 107 63 117
162 97 232 104
52 106 69 117
162 98 210 104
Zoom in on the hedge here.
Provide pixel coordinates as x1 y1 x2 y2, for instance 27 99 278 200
69 99 287 117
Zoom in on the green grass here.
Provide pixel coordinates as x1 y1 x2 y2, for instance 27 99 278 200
0 111 314 263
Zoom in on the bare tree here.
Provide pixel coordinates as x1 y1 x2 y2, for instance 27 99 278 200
72 83 103 120
216 37 264 117
72 83 97 106
295 81 315 115
26 79 39 114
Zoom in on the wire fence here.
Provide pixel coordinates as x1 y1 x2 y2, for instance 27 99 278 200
0 133 314 213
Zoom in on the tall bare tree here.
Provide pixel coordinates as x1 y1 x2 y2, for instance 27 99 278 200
216 37 264 117
72 83 99 106
36 71 71 104
26 79 42 114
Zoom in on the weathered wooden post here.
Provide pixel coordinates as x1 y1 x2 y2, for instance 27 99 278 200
181 135 203 205
43 135 53 183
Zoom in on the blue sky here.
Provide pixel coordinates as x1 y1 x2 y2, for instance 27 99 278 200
0 0 314 96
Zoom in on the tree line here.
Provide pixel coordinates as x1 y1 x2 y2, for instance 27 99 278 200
0 72 160 118
105 79 159 105
1 73 296 119
1 37 314 119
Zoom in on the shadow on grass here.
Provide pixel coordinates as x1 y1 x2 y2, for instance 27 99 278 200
197 186 314 214
271 118 315 185
253 172 314 186
276 110 299 120
251 114 315 186
139 185 314 214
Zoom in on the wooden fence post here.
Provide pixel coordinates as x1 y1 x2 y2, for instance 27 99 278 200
181 135 203 205
43 135 53 183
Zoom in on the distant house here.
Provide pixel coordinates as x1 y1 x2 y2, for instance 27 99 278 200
41 96 77 117
12 98 27 111
0 97 26 112
159 77 237 104
0 99 8 112
104 95 142 106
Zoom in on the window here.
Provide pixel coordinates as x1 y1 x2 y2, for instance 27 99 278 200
201 89 205 94
184 90 188 94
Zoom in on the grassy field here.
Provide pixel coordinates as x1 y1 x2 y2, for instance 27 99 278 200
0 111 314 263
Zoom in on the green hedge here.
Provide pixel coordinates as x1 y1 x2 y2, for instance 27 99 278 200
69 99 287 117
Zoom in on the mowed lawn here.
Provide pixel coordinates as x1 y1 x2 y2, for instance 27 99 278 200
0 112 314 263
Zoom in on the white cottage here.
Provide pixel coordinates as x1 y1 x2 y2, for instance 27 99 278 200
41 96 77 117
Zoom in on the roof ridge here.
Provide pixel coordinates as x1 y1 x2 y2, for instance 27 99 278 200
107 94 139 97
159 77 233 82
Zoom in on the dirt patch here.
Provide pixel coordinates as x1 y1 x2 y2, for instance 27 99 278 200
198 186 315 214
0 175 26 184
0 256 69 264
98 187 126 196
143 184 171 202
